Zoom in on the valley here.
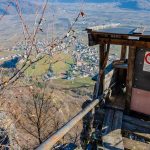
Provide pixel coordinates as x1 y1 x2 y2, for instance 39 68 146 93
0 1 150 149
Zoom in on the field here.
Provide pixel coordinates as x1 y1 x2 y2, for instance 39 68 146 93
25 52 74 77
52 77 94 89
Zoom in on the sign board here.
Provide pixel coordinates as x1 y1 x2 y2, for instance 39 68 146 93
143 52 150 72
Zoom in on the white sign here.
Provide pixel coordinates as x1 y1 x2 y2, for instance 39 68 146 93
143 52 150 72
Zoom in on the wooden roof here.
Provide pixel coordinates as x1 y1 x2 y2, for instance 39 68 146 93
86 24 150 48
87 25 150 38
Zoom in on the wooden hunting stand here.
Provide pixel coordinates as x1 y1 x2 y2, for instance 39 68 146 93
36 25 150 150
86 25 150 149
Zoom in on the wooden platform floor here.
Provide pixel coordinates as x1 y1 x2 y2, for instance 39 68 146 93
101 108 150 150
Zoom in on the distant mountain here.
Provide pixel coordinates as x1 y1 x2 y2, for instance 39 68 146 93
0 0 37 15
0 0 150 15
53 0 150 11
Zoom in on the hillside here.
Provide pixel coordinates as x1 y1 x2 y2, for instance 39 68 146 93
1 80 93 148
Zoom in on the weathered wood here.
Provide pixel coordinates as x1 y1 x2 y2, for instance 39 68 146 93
123 137 150 150
123 115 150 130
91 30 150 38
120 45 127 60
96 37 150 48
119 45 127 95
122 130 150 141
102 109 124 150
88 33 97 46
126 46 136 110
122 115 150 135
112 110 123 130
111 111 124 149
100 44 106 67
102 109 114 135
106 95 126 110
122 122 150 134
133 132 150 141
104 69 114 91
99 44 106 95
101 43 111 92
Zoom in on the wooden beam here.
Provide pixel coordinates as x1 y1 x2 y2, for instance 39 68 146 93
102 109 114 134
102 109 124 150
100 44 106 69
99 44 106 95
119 45 127 96
126 46 136 110
94 43 107 98
111 110 124 150
97 37 150 48
133 132 150 141
123 115 150 130
123 137 150 150
122 130 150 141
122 115 150 134
121 45 127 59
122 122 150 134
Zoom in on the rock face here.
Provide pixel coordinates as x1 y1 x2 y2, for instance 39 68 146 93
0 128 10 150
1 84 92 149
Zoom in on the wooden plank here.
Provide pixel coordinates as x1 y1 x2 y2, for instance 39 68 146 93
88 33 97 46
126 46 136 110
102 130 125 150
123 115 150 130
122 115 150 135
104 69 114 91
122 122 150 134
123 137 150 150
122 130 150 141
133 132 150 141
90 31 150 38
102 109 115 149
111 110 124 149
95 37 150 48
102 109 124 150
102 109 114 135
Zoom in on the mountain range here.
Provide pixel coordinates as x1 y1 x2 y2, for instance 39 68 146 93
1 0 150 15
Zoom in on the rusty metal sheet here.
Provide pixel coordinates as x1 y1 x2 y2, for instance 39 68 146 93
98 26 134 35
91 25 150 37
131 88 150 115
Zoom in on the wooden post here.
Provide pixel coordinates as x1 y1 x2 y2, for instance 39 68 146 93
99 44 106 95
126 46 136 111
94 44 106 98
119 45 127 89
121 45 127 59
